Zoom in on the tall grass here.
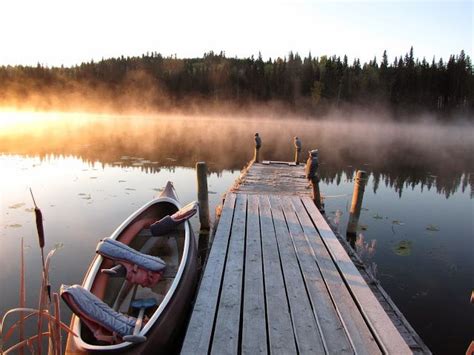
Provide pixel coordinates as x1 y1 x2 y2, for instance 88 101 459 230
0 194 76 354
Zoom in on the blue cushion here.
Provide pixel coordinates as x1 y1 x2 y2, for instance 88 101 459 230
97 238 166 272
60 284 136 337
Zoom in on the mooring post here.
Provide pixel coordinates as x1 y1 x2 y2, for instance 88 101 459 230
254 133 262 163
196 162 210 230
294 136 302 165
346 170 368 245
305 149 322 210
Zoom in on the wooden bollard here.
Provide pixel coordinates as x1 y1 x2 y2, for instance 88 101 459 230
311 176 322 210
305 149 322 210
346 170 368 241
254 133 262 163
196 162 210 230
294 136 302 165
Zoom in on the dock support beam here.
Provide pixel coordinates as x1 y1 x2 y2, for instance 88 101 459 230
346 170 368 246
294 136 302 165
196 162 210 230
254 133 262 163
311 177 322 211
305 149 323 211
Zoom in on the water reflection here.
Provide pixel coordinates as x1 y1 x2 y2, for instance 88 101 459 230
1 113 472 197
0 112 473 354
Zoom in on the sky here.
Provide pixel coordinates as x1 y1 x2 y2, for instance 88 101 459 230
0 0 472 67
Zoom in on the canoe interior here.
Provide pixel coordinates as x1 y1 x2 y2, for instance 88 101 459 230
81 201 185 346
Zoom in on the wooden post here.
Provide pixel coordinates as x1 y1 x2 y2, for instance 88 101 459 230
346 170 368 244
254 133 262 163
196 162 210 230
294 136 302 165
305 149 322 210
311 176 322 210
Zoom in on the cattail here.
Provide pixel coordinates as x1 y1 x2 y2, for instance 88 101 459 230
30 189 45 249
34 207 45 249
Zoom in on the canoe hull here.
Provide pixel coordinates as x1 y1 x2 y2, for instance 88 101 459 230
65 184 198 354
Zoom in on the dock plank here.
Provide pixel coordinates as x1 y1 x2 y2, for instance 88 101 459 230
269 195 326 354
242 195 267 354
291 196 381 354
281 196 354 354
181 193 236 355
302 196 412 354
211 194 247 354
183 162 426 355
259 195 297 355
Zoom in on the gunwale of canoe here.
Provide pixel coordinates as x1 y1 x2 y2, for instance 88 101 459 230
66 195 196 353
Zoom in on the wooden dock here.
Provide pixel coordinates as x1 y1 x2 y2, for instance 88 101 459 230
181 161 429 354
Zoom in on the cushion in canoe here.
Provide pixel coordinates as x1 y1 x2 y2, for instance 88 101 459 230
150 201 198 236
97 238 166 272
97 238 166 287
60 284 137 341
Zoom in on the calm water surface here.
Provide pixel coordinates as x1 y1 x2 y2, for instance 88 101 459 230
0 112 472 354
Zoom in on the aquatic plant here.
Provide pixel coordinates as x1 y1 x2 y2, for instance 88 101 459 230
0 193 75 354
392 240 412 256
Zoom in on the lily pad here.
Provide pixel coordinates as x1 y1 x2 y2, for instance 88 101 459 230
426 224 440 232
53 242 64 250
393 240 412 256
9 203 25 209
373 213 384 220
392 220 405 226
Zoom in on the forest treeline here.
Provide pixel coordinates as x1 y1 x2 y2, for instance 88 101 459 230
0 48 472 118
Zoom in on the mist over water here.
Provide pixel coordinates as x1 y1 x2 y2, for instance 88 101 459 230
0 111 473 354
1 111 472 172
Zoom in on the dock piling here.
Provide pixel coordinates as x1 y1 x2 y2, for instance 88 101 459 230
196 162 210 230
254 133 262 163
346 170 368 246
305 149 322 210
294 136 302 165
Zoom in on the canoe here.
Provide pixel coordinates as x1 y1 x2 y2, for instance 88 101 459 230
63 182 198 353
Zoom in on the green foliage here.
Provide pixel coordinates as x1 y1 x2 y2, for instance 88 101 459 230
0 49 472 116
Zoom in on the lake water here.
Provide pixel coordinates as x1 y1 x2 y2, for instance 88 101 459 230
0 111 472 354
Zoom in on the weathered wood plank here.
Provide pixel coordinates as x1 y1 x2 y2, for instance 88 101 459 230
259 195 297 355
302 196 413 354
181 193 237 355
292 196 381 354
235 163 309 196
242 195 267 354
280 196 353 354
269 195 326 354
211 194 248 355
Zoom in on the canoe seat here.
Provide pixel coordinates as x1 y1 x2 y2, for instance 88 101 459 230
97 238 166 288
149 201 198 236
60 284 137 343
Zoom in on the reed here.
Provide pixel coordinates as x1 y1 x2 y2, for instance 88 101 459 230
0 194 75 354
19 238 25 355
